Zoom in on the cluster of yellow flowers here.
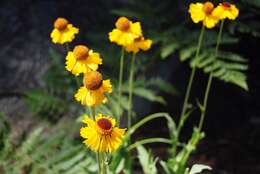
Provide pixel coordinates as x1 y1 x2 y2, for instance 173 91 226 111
189 1 239 28
50 17 128 153
109 16 152 53
49 0 239 156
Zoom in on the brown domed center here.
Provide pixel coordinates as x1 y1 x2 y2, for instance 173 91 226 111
84 71 103 90
222 2 231 8
203 2 214 15
54 18 68 30
134 36 143 42
73 45 89 60
97 118 112 130
116 17 130 31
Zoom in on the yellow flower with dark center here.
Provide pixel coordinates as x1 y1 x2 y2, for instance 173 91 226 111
212 2 239 20
125 36 152 53
50 17 79 44
189 2 220 29
109 16 142 46
75 71 112 106
80 114 126 153
65 45 102 76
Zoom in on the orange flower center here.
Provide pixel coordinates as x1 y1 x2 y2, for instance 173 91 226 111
97 118 112 130
134 36 143 42
203 2 214 15
73 45 89 60
222 2 231 9
54 18 68 30
84 71 103 90
115 17 130 31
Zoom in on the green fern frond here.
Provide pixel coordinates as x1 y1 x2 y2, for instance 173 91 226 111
180 47 248 90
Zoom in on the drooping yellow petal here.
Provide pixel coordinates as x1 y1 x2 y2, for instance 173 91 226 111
213 3 239 20
85 50 103 71
188 2 220 29
203 15 219 29
189 3 205 23
74 81 112 107
125 37 152 53
50 24 79 44
129 22 142 37
65 49 102 76
108 17 143 47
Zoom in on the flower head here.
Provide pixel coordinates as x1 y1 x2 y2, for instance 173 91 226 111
80 114 126 153
125 36 152 53
189 2 220 28
50 17 79 44
65 45 102 76
213 2 239 20
75 71 112 106
109 16 142 46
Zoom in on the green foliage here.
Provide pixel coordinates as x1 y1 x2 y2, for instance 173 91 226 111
137 145 158 174
111 0 251 91
189 164 212 174
24 89 67 121
23 49 75 120
0 117 97 174
180 46 248 90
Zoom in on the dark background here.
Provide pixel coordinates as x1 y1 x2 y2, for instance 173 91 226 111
0 0 260 173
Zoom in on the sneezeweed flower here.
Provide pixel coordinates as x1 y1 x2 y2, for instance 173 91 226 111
189 1 220 29
65 45 102 76
80 114 126 152
213 2 239 20
75 71 112 106
109 16 142 47
125 36 152 53
50 17 79 44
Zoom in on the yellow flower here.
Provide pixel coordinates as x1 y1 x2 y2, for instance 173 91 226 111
125 36 152 53
212 2 239 20
65 45 102 76
189 2 220 29
75 71 112 106
80 114 126 153
109 16 142 46
50 17 79 44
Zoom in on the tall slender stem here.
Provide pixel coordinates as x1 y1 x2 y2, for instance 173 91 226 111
91 107 96 120
100 153 107 174
177 26 205 134
128 53 136 129
198 20 224 131
65 43 70 51
118 48 125 125
91 106 101 173
97 152 102 174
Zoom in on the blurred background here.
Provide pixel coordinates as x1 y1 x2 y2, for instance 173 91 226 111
0 0 260 173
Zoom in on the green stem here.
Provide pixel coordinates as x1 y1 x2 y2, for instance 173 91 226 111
97 152 102 174
91 106 101 173
177 26 205 134
126 112 171 137
65 43 70 51
75 76 81 87
126 53 136 174
91 106 96 120
118 48 125 125
127 138 172 151
127 53 136 129
101 153 107 174
198 20 224 131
